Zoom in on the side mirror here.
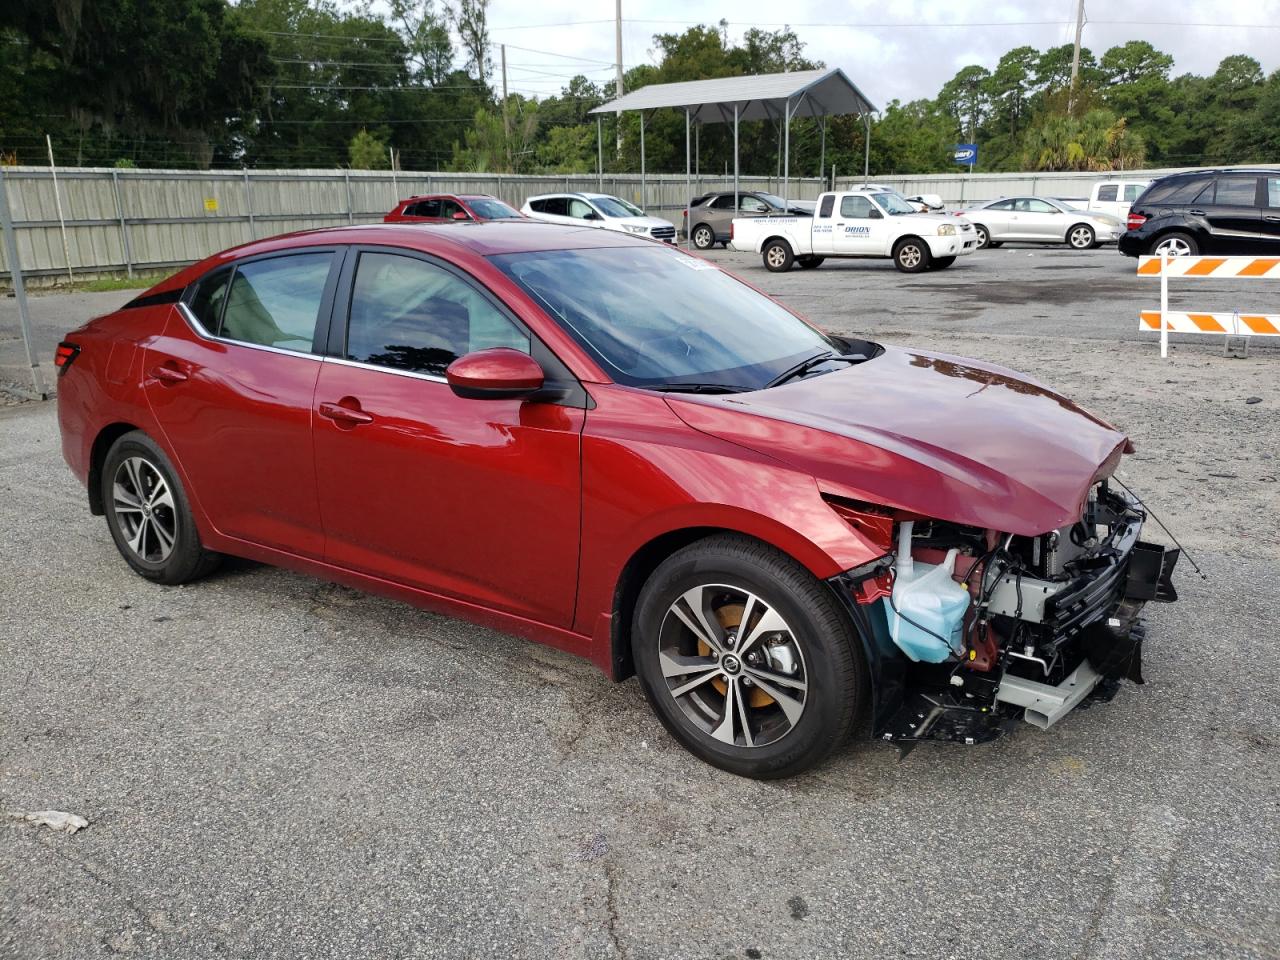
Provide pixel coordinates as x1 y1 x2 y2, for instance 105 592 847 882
583 211 601 221
868 209 883 220
452 210 470 221
446 348 544 400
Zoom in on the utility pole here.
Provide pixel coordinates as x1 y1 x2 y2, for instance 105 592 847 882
501 43 511 170
1069 0 1085 113
615 0 624 156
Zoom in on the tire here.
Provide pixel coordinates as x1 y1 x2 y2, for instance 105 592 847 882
927 256 956 270
1149 231 1198 258
631 535 868 779
762 239 794 273
692 224 715 250
988 240 1004 248
1067 223 1096 250
974 224 991 249
798 257 824 269
893 237 930 273
101 430 220 585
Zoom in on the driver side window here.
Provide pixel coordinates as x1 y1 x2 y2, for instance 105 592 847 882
740 197 769 213
568 199 596 220
840 196 875 219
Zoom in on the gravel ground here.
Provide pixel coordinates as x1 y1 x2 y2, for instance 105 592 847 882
2 243 1279 959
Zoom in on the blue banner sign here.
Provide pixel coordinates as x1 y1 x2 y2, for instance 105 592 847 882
953 143 977 166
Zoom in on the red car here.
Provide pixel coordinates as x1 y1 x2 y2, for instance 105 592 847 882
384 193 523 223
55 222 1177 778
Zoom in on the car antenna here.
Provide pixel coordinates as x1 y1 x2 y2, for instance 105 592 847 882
1111 477 1208 581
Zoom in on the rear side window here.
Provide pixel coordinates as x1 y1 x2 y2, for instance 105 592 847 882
220 254 332 352
539 197 568 216
1096 185 1119 202
409 199 441 218
1123 183 1145 202
188 268 231 333
1211 177 1259 206
710 195 736 210
345 252 529 377
1143 178 1208 205
818 195 835 218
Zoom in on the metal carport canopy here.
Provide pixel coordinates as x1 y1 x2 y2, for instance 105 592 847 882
588 68 877 248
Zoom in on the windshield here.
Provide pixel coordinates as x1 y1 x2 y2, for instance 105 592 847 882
872 192 917 215
490 246 834 390
757 193 789 210
592 196 645 218
466 198 522 219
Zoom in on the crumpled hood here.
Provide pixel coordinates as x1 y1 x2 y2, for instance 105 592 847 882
667 346 1131 536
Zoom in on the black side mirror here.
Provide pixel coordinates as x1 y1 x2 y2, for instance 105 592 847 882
868 209 883 220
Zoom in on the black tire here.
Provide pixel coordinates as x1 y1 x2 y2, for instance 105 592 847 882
762 239 795 273
798 257 824 269
101 430 220 585
1149 231 1198 258
988 240 1004 248
927 256 956 270
974 224 991 249
632 534 868 779
691 224 715 250
893 237 930 273
1067 223 1096 250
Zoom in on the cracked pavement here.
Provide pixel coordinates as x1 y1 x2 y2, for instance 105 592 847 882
3 245 1279 958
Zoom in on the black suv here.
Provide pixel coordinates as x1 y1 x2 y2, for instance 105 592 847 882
1119 169 1280 257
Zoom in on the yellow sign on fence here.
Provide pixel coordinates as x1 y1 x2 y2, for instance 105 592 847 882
203 197 218 212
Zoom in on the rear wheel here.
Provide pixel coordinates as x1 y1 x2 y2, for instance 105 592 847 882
692 224 715 250
1150 231 1197 257
1067 223 1096 250
893 238 930 273
798 257 824 269
632 535 867 779
927 256 956 270
102 431 220 585
763 240 795 272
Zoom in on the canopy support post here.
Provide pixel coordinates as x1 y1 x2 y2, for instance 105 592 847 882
783 97 790 211
685 108 691 250
597 116 603 190
863 112 871 178
640 111 646 212
733 104 739 214
819 119 826 184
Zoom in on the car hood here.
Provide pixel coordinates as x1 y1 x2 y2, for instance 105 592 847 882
666 346 1131 536
610 216 674 230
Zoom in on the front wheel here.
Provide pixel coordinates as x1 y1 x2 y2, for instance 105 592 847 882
893 238 930 273
692 224 715 250
632 535 867 778
1067 223 1096 250
974 224 991 249
762 240 795 272
102 431 220 585
927 256 956 270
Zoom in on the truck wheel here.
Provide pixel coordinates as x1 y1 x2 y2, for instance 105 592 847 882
692 224 715 250
1067 223 1096 249
798 257 824 269
763 240 794 273
893 238 930 273
927 256 956 270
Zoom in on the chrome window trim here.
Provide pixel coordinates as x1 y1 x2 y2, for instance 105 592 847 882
321 354 449 384
176 302 323 362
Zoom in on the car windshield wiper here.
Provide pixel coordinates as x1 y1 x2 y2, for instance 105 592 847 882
764 351 864 389
648 382 748 394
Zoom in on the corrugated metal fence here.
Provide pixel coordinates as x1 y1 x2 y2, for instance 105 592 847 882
3 163 1277 282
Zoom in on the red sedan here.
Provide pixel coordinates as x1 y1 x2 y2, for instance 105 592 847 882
384 193 523 223
55 222 1176 777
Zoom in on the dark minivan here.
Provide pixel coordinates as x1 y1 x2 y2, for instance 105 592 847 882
1119 169 1280 257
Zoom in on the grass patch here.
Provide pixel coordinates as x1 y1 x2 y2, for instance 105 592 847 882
72 275 157 293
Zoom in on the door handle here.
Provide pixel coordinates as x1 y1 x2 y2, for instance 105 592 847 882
1189 209 1207 216
318 400 373 426
1265 215 1280 222
150 364 188 385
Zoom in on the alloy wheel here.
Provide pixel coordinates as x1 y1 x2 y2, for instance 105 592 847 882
898 244 923 270
766 245 788 269
1069 226 1094 249
693 225 714 250
1154 236 1192 257
657 583 808 748
112 456 177 563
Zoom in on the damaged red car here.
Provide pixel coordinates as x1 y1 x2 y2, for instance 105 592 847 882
55 221 1177 778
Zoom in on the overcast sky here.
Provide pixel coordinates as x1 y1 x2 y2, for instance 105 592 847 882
481 0 1280 109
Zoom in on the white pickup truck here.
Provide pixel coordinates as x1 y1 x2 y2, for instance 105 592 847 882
729 188 979 273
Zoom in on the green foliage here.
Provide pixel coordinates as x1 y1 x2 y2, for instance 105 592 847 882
348 129 389 169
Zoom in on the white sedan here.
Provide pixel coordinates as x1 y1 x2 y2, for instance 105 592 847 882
959 196 1125 250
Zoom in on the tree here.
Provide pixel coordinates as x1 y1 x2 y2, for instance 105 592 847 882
349 129 389 169
938 65 991 142
987 46 1038 140
390 0 453 86
451 0 490 88
1100 41 1173 86
1022 109 1145 171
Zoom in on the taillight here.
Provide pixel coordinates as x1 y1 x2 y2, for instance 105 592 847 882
730 221 735 240
54 341 80 374
1127 212 1147 231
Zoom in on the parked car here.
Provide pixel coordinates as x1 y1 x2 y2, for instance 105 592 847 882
959 196 1124 250
1084 179 1151 220
730 188 978 272
55 221 1176 778
522 192 676 243
384 194 523 223
685 191 814 249
1119 169 1280 257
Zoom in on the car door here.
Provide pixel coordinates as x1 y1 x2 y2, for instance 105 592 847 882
311 248 585 626
706 194 737 237
812 194 838 255
1019 198 1064 240
145 249 342 557
977 199 1015 238
1261 177 1280 251
568 197 604 228
1198 176 1263 251
438 197 470 222
830 195 885 255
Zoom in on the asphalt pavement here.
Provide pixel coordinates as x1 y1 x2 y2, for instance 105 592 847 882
2 243 1280 959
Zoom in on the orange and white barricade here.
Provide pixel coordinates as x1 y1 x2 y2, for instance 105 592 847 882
1138 255 1280 357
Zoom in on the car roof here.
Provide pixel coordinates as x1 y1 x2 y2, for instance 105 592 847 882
526 192 616 201
1152 168 1275 181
